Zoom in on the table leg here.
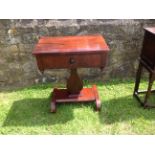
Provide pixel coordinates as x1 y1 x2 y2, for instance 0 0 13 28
144 73 154 107
133 62 142 95
51 101 56 113
93 85 101 111
133 63 155 108
50 88 56 113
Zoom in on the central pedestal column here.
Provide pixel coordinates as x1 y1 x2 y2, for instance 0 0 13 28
50 69 101 113
66 69 83 94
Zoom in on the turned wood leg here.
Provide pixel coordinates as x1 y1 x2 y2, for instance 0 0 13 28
144 73 154 107
66 68 83 94
95 99 101 111
133 62 143 95
93 85 101 111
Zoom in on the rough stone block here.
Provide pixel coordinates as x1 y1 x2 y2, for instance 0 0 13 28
0 19 155 87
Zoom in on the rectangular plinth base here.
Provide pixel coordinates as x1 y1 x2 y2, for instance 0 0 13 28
50 85 101 112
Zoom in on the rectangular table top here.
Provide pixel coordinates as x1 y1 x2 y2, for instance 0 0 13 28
33 35 109 55
144 27 155 35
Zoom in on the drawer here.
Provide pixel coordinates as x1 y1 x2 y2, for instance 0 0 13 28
36 53 107 71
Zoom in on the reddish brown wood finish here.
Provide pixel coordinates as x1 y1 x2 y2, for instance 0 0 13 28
33 35 110 112
33 35 109 71
50 85 100 112
66 69 83 94
133 27 155 108
141 27 155 70
33 35 109 54
35 53 106 71
144 27 155 35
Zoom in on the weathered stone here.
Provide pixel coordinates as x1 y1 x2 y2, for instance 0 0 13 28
22 33 38 44
43 69 68 82
18 44 34 53
0 20 11 29
0 71 7 82
9 45 18 52
0 45 19 62
38 27 49 36
0 19 155 88
0 29 6 35
8 28 18 36
22 61 35 73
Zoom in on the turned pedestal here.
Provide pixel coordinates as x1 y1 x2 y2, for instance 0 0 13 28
50 69 101 112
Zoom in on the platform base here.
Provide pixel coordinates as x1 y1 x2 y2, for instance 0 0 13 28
50 85 101 113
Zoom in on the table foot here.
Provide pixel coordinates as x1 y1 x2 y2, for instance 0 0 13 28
50 101 56 113
50 85 101 112
93 85 101 111
95 99 101 111
50 89 57 113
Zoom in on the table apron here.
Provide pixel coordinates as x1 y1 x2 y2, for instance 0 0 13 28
35 53 107 71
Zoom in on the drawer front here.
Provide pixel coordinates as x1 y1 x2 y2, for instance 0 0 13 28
36 53 107 71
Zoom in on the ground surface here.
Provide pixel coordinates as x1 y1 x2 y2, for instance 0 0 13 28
0 79 155 134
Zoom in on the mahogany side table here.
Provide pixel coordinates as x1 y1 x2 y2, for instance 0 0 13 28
33 35 110 112
133 27 155 108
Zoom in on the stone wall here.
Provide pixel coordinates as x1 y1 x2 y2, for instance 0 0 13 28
0 19 155 88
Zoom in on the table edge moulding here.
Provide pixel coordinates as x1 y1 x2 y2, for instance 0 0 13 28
32 34 110 113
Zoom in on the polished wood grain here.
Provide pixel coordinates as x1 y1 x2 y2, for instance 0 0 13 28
33 35 110 112
33 35 109 72
33 35 109 54
35 53 106 71
66 69 83 94
50 85 100 113
144 27 155 35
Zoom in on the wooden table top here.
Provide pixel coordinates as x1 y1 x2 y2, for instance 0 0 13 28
33 35 109 55
144 27 155 35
